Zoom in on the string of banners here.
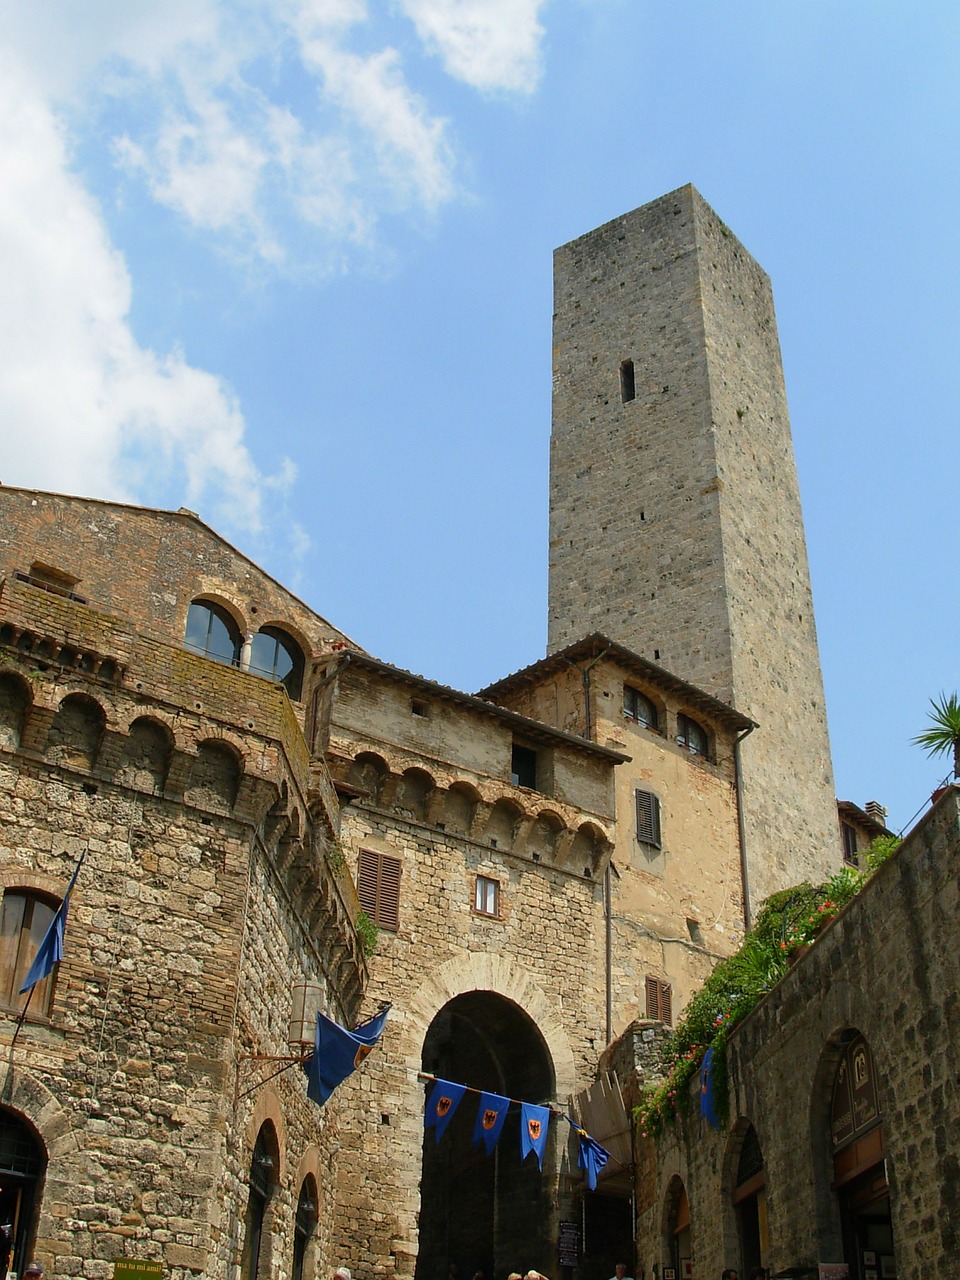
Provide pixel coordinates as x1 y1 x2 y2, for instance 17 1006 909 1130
421 1074 611 1190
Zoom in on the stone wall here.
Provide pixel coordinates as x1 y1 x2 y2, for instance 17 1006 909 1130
632 786 960 1280
0 571 365 1279
325 660 621 1280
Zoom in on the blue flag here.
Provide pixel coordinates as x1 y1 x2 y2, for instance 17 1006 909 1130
424 1079 466 1141
576 1129 609 1191
699 1046 719 1129
20 853 84 995
520 1102 550 1169
303 1005 389 1106
473 1091 510 1154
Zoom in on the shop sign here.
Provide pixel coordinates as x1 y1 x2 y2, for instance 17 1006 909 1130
113 1261 163 1279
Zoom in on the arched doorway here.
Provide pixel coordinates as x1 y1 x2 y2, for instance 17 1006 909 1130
0 1108 47 1276
663 1176 691 1278
830 1034 896 1278
730 1124 766 1276
417 992 556 1280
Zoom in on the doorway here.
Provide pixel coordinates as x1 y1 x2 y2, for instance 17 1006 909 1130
417 991 556 1280
0 1107 47 1276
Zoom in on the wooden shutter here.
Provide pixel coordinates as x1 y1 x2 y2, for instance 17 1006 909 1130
357 849 401 932
645 975 672 1025
636 789 662 847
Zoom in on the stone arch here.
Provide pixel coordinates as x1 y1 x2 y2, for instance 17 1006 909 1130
399 951 576 1100
0 672 31 749
568 821 608 876
482 798 524 851
417 979 562 1280
45 692 105 770
662 1172 692 1275
395 767 435 821
443 781 481 835
381 954 578 1280
292 1168 321 1280
348 752 389 806
810 1026 892 1270
0 1071 80 1275
242 1116 283 1280
116 716 173 794
526 809 564 861
185 738 242 811
722 1118 767 1276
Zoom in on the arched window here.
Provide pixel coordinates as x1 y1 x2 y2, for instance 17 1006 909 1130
184 600 242 667
242 1124 278 1280
624 685 658 730
249 628 304 700
0 891 58 1015
731 1123 766 1275
677 713 708 757
292 1176 318 1280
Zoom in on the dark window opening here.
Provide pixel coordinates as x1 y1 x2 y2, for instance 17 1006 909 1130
357 849 402 932
185 600 242 668
624 685 658 730
619 359 636 403
511 744 537 790
411 699 429 718
635 790 662 848
249 627 304 700
842 822 859 866
292 1178 318 1280
645 975 672 1025
677 713 708 757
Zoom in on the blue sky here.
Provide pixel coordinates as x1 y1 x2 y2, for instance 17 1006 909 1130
1 1 958 836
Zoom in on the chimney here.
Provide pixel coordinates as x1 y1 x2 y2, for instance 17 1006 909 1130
864 800 887 826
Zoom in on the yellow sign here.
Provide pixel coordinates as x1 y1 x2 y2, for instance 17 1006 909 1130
113 1262 163 1279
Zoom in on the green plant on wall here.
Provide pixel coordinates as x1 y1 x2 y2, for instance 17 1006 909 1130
634 842 899 1141
355 910 378 959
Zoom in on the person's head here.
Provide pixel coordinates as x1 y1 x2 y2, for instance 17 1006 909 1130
25 1264 43 1279
615 1265 628 1278
334 1267 351 1280
721 1270 739 1280
507 1271 522 1280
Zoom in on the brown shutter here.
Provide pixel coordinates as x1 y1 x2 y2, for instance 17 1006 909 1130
645 974 672 1024
636 790 662 847
357 849 401 932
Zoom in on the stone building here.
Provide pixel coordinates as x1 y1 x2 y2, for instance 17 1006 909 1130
0 186 878 1280
626 785 960 1280
0 491 367 1279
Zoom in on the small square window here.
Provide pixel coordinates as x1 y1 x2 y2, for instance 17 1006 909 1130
411 699 429 718
474 876 500 918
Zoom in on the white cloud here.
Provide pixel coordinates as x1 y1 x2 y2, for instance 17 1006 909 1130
0 54 274 532
0 0 549 541
398 0 546 93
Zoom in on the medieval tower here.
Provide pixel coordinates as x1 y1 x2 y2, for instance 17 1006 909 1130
548 184 838 905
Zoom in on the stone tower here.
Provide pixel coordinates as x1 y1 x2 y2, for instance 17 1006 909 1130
548 184 838 905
